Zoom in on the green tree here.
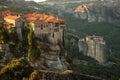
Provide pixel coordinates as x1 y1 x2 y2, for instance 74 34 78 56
0 58 33 80
28 46 40 62
27 23 40 62
27 22 34 46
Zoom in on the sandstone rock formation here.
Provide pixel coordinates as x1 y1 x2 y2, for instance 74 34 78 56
0 44 15 67
78 35 106 63
29 34 68 72
74 1 120 24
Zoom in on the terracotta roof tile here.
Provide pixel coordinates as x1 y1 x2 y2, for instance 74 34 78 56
4 16 20 20
26 17 36 22
0 10 18 17
25 13 64 24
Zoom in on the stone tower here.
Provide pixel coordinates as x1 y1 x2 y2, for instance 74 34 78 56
86 35 106 63
78 35 106 63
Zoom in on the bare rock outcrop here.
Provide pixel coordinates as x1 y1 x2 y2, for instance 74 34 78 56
74 1 120 24
78 35 106 64
29 34 68 72
0 44 15 68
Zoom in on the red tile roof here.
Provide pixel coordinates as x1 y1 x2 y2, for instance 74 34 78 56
0 10 18 17
26 17 36 22
4 16 20 20
24 13 64 24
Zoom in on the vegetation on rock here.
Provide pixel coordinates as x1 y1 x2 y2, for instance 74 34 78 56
27 23 40 62
0 27 9 43
0 58 33 80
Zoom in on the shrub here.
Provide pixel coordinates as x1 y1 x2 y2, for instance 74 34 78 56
28 46 40 62
0 58 33 80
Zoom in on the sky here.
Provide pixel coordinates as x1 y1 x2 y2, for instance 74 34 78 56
34 0 47 2
26 0 47 2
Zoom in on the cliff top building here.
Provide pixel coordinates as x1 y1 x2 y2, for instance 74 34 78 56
86 35 106 45
0 10 67 71
78 35 106 64
24 13 65 43
4 16 20 20
86 35 106 63
24 13 66 71
0 10 19 17
3 15 21 30
0 11 21 32
24 13 64 24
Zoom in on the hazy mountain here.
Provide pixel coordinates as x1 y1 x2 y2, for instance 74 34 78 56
74 2 120 24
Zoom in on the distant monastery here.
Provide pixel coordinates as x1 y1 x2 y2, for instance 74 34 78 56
78 35 106 63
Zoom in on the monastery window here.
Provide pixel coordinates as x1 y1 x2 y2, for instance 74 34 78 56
52 33 54 38
10 24 14 27
44 25 46 28
54 28 59 32
55 23 59 27
46 24 48 28
41 24 43 30
46 24 48 27
60 22 64 25
44 25 47 28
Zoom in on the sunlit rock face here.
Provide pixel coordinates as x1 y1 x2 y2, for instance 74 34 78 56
78 35 106 64
74 1 120 24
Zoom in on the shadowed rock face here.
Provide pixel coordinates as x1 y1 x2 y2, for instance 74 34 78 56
74 2 120 24
29 34 68 72
29 70 103 80
0 44 15 68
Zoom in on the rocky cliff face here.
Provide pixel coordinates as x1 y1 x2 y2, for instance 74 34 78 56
0 44 15 68
29 34 68 72
78 35 106 64
74 1 120 24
